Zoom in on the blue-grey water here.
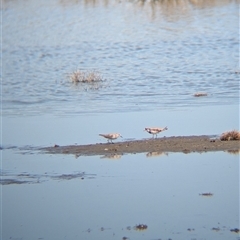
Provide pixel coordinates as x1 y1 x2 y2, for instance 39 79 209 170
1 1 240 240
1 150 239 240
2 0 239 116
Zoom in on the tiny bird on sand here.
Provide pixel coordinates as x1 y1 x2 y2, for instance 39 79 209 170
144 127 168 138
99 133 122 143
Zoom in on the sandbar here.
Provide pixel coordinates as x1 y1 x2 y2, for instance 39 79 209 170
42 135 240 156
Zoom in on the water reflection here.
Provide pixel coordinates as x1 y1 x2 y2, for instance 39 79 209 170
2 151 239 240
58 0 239 7
132 0 238 8
59 0 111 7
146 151 168 157
100 153 123 159
58 0 239 22
225 149 240 155
129 0 239 21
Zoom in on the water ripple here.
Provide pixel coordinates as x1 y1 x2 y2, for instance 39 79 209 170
2 0 239 116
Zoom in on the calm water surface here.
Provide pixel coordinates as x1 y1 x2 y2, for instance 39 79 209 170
2 0 239 116
1 150 239 240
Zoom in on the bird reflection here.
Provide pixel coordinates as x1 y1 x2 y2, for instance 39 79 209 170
101 154 122 159
146 151 168 157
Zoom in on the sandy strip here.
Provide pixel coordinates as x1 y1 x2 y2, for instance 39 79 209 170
42 135 240 156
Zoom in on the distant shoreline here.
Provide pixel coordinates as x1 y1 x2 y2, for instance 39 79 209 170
42 135 240 156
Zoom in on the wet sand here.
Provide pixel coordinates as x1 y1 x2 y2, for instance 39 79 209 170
42 135 240 156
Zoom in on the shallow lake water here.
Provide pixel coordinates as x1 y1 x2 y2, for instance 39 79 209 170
1 0 240 239
1 149 239 240
2 0 239 116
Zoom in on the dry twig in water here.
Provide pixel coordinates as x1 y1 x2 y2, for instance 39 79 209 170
193 92 208 97
199 192 213 197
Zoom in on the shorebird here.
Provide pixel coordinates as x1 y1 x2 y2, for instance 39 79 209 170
144 126 168 138
99 133 122 143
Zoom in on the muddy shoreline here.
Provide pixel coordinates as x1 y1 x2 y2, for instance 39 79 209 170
42 135 240 156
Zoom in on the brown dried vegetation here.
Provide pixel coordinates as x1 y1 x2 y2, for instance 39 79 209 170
220 130 240 141
69 69 103 83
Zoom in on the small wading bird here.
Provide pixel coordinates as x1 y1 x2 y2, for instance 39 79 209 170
144 126 168 138
99 133 122 143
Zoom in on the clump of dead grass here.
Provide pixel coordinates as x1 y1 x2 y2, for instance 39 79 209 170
68 69 105 90
69 69 103 83
220 130 240 141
